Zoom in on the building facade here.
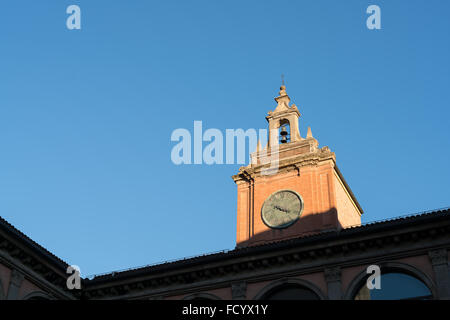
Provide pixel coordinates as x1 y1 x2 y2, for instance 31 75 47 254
0 86 449 300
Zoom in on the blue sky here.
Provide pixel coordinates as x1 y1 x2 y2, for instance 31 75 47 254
0 1 449 276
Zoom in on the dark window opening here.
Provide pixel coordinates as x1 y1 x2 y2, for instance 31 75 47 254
354 272 432 300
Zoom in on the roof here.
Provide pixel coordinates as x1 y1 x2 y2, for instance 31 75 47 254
0 215 69 271
85 206 450 285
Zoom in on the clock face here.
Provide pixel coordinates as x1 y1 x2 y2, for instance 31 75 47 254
261 190 304 229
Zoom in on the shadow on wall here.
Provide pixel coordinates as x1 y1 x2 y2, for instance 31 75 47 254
237 208 343 248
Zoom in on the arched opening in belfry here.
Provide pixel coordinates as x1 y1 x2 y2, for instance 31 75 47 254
279 119 291 144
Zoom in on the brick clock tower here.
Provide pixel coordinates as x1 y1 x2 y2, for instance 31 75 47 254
232 85 363 247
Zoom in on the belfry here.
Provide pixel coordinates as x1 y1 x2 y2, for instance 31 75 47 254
232 85 363 247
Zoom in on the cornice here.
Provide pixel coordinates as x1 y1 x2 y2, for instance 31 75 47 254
232 147 335 183
0 248 76 300
266 106 301 120
0 229 77 300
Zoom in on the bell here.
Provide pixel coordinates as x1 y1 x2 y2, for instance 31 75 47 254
280 126 288 143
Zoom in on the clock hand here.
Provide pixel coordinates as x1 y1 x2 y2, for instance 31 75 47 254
273 205 289 213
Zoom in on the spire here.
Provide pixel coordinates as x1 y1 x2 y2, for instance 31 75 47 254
307 126 313 139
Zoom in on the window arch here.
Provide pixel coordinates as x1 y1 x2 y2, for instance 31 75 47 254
346 262 436 300
21 291 53 300
254 279 325 300
183 293 221 300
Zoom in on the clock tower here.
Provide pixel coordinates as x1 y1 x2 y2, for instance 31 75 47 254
232 85 363 247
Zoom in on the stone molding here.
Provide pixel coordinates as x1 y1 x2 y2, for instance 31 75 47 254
428 249 448 266
231 281 247 300
324 267 341 283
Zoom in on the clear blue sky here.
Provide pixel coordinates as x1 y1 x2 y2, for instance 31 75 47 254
0 1 449 277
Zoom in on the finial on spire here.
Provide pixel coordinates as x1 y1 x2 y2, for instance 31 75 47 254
274 78 290 111
307 126 313 139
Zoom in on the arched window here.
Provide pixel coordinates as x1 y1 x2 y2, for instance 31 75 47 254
354 272 433 300
261 284 320 300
